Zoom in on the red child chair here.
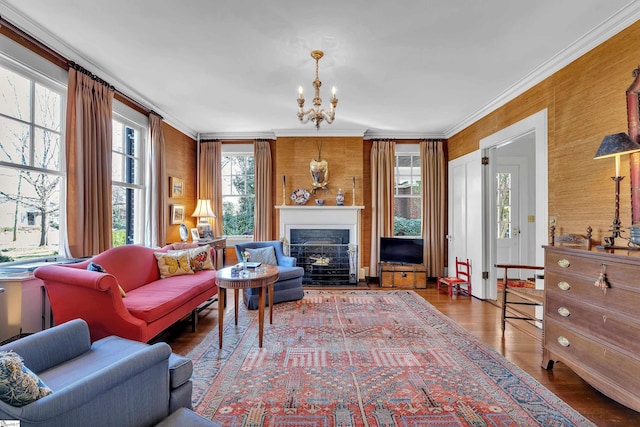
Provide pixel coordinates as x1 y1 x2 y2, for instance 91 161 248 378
438 257 471 296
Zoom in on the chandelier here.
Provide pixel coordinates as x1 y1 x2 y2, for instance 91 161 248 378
297 50 338 130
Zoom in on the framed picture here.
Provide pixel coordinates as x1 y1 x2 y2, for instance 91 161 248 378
171 204 186 224
190 228 200 241
170 177 184 198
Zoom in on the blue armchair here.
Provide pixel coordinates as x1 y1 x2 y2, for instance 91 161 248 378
0 319 193 427
235 240 305 309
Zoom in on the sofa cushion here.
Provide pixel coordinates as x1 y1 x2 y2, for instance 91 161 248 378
123 273 216 323
87 262 126 297
155 251 195 279
246 246 278 266
0 351 52 407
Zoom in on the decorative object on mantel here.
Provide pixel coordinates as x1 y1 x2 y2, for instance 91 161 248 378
290 188 310 205
315 199 325 206
282 176 287 205
352 176 356 206
191 199 216 239
310 140 329 193
593 132 640 248
297 50 338 130
336 188 344 206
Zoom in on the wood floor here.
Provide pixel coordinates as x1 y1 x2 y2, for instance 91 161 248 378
163 283 640 426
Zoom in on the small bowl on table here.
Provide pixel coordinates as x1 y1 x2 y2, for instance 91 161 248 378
315 199 325 206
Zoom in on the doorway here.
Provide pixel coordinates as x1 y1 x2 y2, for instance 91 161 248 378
480 110 548 301
447 110 547 300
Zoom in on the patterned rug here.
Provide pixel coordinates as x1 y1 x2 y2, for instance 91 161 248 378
189 290 593 426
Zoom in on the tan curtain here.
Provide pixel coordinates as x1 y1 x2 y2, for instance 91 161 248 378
254 139 273 240
369 140 395 274
199 140 223 237
65 68 114 257
145 113 167 247
421 139 446 276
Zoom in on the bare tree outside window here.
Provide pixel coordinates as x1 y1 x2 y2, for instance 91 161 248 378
0 64 63 263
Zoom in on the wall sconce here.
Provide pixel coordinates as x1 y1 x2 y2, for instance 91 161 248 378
191 199 216 239
594 132 640 247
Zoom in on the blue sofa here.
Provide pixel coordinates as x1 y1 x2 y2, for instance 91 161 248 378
235 241 305 309
0 319 193 427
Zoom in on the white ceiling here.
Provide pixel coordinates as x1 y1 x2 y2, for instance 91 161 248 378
1 1 639 139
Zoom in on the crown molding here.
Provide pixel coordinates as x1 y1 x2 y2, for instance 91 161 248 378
198 131 276 140
274 128 367 138
363 130 446 140
444 1 640 138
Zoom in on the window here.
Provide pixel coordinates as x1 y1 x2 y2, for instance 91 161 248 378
112 115 145 246
221 145 254 236
496 172 511 239
0 61 65 264
394 145 421 236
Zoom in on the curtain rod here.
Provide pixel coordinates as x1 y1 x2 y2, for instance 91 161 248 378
0 15 154 116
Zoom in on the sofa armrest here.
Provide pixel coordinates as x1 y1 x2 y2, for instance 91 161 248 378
0 342 172 422
34 265 148 342
280 256 296 267
35 265 120 293
0 319 91 374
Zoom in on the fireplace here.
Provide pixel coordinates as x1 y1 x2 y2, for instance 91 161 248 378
290 229 354 285
276 205 364 281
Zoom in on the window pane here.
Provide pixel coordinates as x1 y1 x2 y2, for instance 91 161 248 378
112 121 124 153
112 117 144 246
33 128 61 171
221 153 255 236
112 152 124 182
0 116 30 166
394 150 422 237
34 83 62 131
0 66 31 121
0 166 60 262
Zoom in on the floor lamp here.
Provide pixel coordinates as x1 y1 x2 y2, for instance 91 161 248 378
594 132 640 248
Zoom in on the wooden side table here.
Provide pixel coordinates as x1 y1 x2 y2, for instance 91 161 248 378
215 265 279 348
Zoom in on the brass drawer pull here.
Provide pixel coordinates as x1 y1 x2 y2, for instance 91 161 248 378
558 336 570 347
558 259 570 268
557 281 571 291
558 307 570 317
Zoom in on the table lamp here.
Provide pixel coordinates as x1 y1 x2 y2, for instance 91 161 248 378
191 199 216 239
593 132 640 247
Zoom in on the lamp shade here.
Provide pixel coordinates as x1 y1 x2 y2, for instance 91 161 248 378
191 199 215 218
594 133 640 159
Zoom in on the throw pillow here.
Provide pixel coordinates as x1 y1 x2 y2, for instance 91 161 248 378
154 251 194 278
246 246 278 266
87 262 126 298
0 351 52 407
187 245 214 272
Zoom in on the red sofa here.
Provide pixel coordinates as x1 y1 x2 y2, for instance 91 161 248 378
34 244 218 342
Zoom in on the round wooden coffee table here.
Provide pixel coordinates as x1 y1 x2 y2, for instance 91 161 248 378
216 265 279 348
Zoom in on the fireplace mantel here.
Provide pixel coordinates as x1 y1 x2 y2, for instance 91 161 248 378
276 205 364 247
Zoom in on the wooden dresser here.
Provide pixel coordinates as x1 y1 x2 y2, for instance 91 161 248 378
543 245 640 412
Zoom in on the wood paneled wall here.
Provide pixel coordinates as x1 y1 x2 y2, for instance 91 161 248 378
273 135 370 271
448 20 640 245
163 122 197 244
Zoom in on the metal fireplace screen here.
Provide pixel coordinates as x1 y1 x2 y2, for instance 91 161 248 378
289 229 357 285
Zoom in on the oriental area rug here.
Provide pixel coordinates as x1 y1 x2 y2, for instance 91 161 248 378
188 290 593 426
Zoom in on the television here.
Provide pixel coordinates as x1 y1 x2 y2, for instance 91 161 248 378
379 237 424 265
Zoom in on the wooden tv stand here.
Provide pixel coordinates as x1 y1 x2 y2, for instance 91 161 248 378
378 262 426 289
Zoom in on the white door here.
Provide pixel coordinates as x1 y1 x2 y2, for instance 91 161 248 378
448 150 484 298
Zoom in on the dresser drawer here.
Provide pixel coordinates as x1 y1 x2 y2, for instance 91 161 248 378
545 319 640 403
545 271 640 319
546 293 640 355
545 248 640 290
